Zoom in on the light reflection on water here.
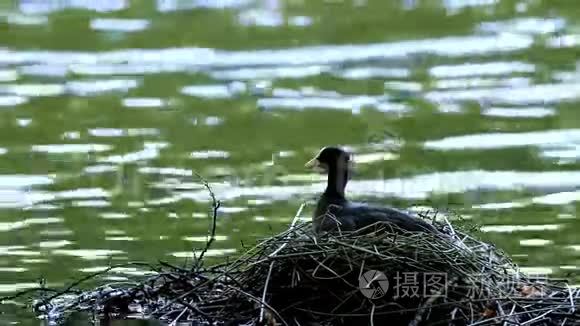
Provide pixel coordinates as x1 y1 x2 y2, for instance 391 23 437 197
90 18 150 33
482 106 556 118
424 129 580 152
0 34 533 67
18 0 129 14
1 0 580 324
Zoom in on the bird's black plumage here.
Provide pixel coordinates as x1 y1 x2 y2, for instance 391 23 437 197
306 146 438 235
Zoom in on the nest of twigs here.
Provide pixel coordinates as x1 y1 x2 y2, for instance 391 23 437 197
25 205 580 325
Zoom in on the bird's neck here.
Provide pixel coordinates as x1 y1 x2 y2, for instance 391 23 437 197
323 165 348 200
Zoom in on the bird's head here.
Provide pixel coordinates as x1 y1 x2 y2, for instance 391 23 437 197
305 146 352 173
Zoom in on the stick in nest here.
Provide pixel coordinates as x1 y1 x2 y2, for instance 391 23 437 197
259 203 306 324
192 171 221 271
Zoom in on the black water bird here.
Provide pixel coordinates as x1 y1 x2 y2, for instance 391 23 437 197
305 146 439 235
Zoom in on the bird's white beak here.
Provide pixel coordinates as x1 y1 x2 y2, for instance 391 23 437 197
304 157 320 168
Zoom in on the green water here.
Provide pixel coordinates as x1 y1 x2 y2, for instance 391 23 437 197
1 0 580 323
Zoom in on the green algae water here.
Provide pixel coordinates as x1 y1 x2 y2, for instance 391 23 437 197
1 0 580 323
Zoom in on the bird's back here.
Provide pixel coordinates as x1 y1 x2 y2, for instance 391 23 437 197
314 199 438 235
344 202 438 233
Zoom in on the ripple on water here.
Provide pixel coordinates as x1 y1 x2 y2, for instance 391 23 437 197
19 0 128 14
23 204 58 211
84 164 118 174
90 18 150 32
442 0 497 12
138 166 192 176
477 17 566 35
520 239 553 247
190 150 230 159
541 147 580 162
210 65 328 80
38 240 72 249
181 84 236 99
567 245 580 252
531 191 580 205
5 14 48 26
426 82 580 105
215 34 532 67
171 249 236 258
88 128 125 137
17 119 32 127
220 206 248 214
238 9 283 27
0 217 63 232
39 229 73 236
183 235 228 242
105 236 136 241
71 200 111 208
433 77 530 90
384 81 422 93
518 267 554 276
31 144 112 154
100 212 131 219
180 170 580 201
0 83 65 97
19 64 68 78
51 249 125 260
78 266 156 276
105 230 126 236
352 152 399 164
146 196 180 206
0 267 27 273
480 224 562 233
472 202 527 210
98 147 160 164
89 128 159 137
70 63 183 76
0 283 41 293
122 97 166 108
482 106 556 118
156 0 253 12
52 188 110 200
338 66 409 80
257 95 396 113
0 33 533 68
423 129 580 151
0 96 28 106
198 116 223 126
0 190 53 209
66 79 139 96
429 61 535 78
0 70 18 82
0 246 40 257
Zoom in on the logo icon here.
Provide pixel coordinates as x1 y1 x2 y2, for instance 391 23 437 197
359 270 389 299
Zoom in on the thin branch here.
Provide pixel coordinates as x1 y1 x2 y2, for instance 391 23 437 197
192 172 221 271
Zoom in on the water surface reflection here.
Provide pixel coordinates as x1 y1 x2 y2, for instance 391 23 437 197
1 0 580 324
